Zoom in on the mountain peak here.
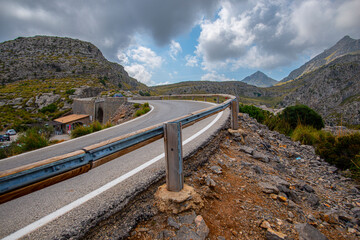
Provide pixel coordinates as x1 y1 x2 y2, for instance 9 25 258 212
241 71 277 88
280 35 360 83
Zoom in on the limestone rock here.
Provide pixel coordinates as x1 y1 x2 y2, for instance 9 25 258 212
265 228 287 240
295 223 328 240
35 93 60 109
258 182 279 194
155 184 204 214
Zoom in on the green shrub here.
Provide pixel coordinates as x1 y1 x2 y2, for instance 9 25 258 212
40 103 57 113
133 103 140 108
71 125 92 138
291 125 323 145
143 102 150 108
66 89 76 95
316 132 360 171
278 105 324 130
104 121 112 129
90 121 102 132
143 106 150 113
17 128 49 151
134 109 145 117
239 104 271 124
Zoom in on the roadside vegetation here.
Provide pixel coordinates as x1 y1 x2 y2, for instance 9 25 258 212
71 121 112 138
0 126 54 159
133 102 151 117
239 104 360 180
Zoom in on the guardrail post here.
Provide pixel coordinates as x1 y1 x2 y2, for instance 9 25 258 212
164 122 184 192
231 98 239 130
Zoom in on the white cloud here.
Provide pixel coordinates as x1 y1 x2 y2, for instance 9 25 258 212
117 52 129 64
201 71 235 82
169 40 182 60
124 64 152 85
156 81 171 86
336 0 360 30
127 46 163 68
194 0 360 71
119 45 163 84
185 55 199 67
290 0 336 46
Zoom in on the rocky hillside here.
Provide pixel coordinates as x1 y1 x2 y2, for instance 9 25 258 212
241 71 278 87
0 36 144 89
151 81 267 99
0 36 148 129
274 53 360 125
279 36 360 84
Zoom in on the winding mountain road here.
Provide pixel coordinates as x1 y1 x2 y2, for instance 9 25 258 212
0 100 230 239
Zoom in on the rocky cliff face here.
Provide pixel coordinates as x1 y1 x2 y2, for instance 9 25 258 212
241 71 278 87
277 53 360 125
0 36 144 89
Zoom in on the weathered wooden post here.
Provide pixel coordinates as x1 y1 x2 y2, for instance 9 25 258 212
231 98 239 130
216 96 219 104
164 122 183 191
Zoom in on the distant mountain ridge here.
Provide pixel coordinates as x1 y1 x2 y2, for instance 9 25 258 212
241 71 277 87
153 35 360 126
279 35 360 84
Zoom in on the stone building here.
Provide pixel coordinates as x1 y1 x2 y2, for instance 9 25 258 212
72 97 127 124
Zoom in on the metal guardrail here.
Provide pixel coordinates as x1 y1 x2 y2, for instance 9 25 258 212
0 94 238 203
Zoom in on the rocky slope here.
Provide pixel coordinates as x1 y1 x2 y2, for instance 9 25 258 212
241 71 278 87
125 113 360 240
0 36 144 89
275 53 360 125
279 36 360 84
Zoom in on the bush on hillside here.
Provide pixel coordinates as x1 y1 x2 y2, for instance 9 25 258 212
291 125 331 146
278 104 324 131
238 104 271 124
39 103 58 114
316 132 360 170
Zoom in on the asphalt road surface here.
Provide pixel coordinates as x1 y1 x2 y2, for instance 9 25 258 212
0 100 230 239
0 100 213 171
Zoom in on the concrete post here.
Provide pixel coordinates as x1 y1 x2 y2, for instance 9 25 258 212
231 98 239 130
164 122 184 192
217 96 219 104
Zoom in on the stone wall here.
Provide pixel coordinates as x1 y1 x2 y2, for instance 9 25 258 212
73 97 127 123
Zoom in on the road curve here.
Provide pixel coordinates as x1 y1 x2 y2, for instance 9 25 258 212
0 100 230 239
0 100 213 171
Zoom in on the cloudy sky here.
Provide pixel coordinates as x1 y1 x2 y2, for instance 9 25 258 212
0 0 359 86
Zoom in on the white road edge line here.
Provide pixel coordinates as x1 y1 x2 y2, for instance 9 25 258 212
2 111 224 240
0 104 155 162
